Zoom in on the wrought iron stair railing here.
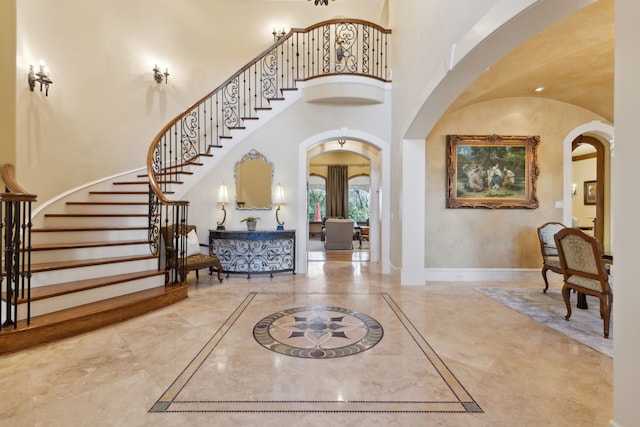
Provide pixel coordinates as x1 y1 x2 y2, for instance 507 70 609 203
146 19 391 283
1 164 37 330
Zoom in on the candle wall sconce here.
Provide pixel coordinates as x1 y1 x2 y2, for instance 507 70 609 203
153 65 169 84
28 63 53 96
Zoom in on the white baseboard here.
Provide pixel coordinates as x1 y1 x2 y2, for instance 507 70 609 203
424 268 547 282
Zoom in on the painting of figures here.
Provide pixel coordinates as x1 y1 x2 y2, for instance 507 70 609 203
446 135 539 209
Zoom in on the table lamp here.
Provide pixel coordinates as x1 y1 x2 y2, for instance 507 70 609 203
274 183 285 230
217 183 229 230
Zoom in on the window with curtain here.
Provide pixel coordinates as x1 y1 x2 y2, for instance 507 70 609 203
327 165 349 218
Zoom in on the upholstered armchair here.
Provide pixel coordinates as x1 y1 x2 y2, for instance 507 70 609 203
554 227 613 338
160 225 224 284
536 222 566 293
323 218 355 250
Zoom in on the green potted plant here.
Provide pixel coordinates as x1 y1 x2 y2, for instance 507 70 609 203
241 216 260 231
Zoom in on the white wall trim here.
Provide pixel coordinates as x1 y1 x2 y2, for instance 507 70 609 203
425 268 547 283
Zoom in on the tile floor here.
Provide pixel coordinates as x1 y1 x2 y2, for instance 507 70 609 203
0 256 612 426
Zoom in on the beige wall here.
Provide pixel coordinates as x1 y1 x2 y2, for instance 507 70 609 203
0 0 16 169
14 0 385 205
309 151 370 179
425 96 606 268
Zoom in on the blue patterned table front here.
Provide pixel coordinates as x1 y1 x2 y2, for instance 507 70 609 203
209 230 295 278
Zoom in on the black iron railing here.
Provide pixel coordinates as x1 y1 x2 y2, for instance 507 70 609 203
1 164 37 330
146 19 391 283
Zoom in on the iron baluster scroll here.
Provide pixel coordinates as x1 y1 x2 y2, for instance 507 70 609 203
209 230 296 279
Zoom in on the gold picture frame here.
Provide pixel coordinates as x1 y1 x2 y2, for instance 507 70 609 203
446 134 540 209
584 180 596 205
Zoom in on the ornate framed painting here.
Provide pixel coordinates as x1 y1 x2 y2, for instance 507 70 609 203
584 180 596 205
446 134 540 209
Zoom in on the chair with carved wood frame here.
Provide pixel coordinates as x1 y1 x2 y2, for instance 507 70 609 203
161 224 223 284
536 222 566 293
554 227 613 338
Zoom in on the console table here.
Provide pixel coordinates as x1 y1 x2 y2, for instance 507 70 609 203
209 230 296 278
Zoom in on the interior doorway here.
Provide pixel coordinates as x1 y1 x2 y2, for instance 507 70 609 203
571 134 608 247
303 138 382 265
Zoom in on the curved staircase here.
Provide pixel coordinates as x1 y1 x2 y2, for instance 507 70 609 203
1 19 391 355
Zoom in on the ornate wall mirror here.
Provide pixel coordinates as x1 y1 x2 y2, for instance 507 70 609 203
235 149 273 210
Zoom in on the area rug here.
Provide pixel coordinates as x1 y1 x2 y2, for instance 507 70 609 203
475 287 613 358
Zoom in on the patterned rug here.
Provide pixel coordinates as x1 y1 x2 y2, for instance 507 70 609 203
476 287 613 357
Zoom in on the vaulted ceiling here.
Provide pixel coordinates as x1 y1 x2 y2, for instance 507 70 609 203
447 0 614 122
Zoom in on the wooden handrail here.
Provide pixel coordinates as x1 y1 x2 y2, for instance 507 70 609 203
1 164 37 201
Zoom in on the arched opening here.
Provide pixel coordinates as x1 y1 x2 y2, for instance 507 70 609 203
306 145 372 262
571 135 606 244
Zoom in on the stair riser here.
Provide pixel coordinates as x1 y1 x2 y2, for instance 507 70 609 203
31 244 151 264
64 204 149 215
11 275 165 320
30 258 158 287
88 194 148 203
43 216 148 228
31 229 149 245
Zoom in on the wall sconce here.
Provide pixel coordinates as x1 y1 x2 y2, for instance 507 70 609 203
571 183 577 197
153 64 169 84
309 0 334 5
216 182 229 230
273 28 286 42
28 62 53 96
273 183 286 230
337 138 346 148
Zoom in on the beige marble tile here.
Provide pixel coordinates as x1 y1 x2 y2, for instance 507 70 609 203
0 261 612 426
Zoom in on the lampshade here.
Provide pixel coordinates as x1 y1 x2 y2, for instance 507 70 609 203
218 183 229 204
273 183 285 205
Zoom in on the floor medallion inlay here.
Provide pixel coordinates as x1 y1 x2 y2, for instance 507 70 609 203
253 306 383 359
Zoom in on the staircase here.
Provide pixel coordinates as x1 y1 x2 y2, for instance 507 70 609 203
1 19 391 355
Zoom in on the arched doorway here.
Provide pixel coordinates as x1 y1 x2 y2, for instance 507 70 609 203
571 135 605 244
563 121 613 253
296 129 391 275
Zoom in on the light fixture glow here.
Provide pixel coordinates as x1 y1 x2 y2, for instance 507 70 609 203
274 183 286 230
153 64 170 84
534 86 545 92
28 61 53 96
217 183 230 230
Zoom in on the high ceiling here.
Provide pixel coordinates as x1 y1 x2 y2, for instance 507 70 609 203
447 0 614 122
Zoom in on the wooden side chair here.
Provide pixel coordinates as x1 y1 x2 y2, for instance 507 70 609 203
538 222 566 293
554 227 613 338
161 224 223 284
536 222 566 293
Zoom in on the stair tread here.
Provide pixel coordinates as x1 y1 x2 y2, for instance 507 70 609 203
113 180 149 184
89 191 148 195
32 226 149 233
44 213 148 217
4 270 165 303
32 239 149 251
66 201 148 206
28 254 157 273
0 285 188 355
